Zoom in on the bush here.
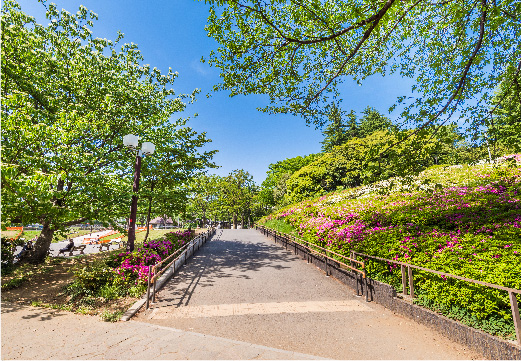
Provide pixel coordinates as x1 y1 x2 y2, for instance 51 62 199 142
64 232 196 307
262 160 521 339
163 230 193 247
100 309 123 322
1 237 16 274
71 263 114 292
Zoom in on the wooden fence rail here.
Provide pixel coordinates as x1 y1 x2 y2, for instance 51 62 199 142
145 228 215 309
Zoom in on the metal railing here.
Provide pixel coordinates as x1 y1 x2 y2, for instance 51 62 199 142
255 224 520 344
353 251 521 344
145 228 215 309
256 225 369 301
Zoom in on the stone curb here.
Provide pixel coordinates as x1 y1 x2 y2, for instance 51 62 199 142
259 228 521 360
121 232 215 321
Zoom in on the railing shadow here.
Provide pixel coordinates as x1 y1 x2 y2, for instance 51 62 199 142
155 231 294 308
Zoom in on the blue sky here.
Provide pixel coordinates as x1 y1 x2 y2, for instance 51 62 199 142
14 0 414 184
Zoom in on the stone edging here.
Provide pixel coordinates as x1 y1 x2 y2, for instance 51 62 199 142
264 229 521 360
121 231 215 321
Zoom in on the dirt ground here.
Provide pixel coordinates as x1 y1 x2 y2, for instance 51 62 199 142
1 229 210 316
1 260 74 305
1 255 138 317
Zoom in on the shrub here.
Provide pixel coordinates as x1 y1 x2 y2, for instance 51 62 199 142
71 263 114 292
100 309 123 322
1 237 21 274
261 160 521 339
163 230 192 247
64 231 196 308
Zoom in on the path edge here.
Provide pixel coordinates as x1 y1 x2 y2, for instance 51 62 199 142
120 230 218 322
259 228 521 360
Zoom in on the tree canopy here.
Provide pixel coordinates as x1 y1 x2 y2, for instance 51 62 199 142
486 79 521 153
203 0 520 142
1 1 214 262
321 106 393 152
221 169 257 228
259 153 319 208
286 127 463 202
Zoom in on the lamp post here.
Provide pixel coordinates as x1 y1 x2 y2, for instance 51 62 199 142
123 134 155 252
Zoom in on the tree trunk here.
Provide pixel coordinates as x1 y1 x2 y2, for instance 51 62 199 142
143 197 152 243
25 222 54 264
233 214 237 229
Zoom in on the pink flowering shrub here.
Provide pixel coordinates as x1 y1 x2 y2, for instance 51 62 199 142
109 232 193 287
261 161 521 339
109 248 162 287
163 230 193 246
68 231 196 302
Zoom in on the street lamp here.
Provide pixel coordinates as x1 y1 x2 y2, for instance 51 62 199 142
123 134 155 252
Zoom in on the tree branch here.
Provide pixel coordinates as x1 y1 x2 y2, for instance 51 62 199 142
378 0 488 157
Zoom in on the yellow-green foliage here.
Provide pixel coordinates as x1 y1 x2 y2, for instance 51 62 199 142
286 130 443 203
262 157 521 339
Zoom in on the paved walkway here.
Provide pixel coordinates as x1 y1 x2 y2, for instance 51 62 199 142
1 301 321 360
1 229 483 359
134 229 481 359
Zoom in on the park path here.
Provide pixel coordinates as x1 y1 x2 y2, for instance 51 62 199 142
134 229 482 360
13 230 114 257
1 301 320 360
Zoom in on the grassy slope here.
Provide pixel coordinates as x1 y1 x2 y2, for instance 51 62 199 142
260 157 521 340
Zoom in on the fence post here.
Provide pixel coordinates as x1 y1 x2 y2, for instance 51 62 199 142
401 265 408 295
146 265 152 309
364 271 369 302
408 266 415 298
351 252 360 296
509 291 521 345
325 252 329 276
152 267 157 303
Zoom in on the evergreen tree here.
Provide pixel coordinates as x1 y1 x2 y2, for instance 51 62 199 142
358 107 394 138
321 105 353 152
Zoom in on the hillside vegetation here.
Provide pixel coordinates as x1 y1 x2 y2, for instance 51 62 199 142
260 154 521 340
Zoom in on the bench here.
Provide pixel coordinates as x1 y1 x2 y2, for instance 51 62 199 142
99 239 128 252
99 241 117 251
58 245 86 256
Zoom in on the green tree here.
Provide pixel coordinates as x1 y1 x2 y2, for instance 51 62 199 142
187 173 222 227
203 0 520 143
259 154 319 208
140 130 217 242
358 107 394 138
286 130 445 202
220 170 257 228
486 78 521 153
321 106 357 152
1 2 213 262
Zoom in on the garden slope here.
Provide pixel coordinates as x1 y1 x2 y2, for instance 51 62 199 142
261 156 521 340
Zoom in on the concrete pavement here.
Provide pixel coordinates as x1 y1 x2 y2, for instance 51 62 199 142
134 229 482 359
2 229 484 359
1 301 323 360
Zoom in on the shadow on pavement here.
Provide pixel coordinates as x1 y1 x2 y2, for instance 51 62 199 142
156 234 295 308
1 301 68 321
